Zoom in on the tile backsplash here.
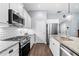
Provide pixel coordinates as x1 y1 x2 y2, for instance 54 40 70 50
0 27 34 40
0 27 22 40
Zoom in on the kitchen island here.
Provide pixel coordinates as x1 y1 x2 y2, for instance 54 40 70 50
50 35 79 56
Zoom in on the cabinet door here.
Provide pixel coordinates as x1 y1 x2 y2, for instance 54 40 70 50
30 35 35 48
23 9 28 28
10 3 23 12
52 39 60 56
0 43 19 56
50 37 60 56
49 37 54 54
27 14 31 28
23 9 31 28
0 3 9 23
10 3 24 17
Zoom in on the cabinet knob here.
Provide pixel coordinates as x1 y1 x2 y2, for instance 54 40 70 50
53 43 55 45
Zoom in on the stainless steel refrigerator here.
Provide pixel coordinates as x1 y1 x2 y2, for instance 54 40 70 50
46 23 59 45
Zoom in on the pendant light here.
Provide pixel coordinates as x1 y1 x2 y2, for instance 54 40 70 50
66 3 72 21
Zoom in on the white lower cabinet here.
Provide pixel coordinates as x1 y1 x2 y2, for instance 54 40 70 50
30 34 35 48
0 43 19 56
49 37 60 56
10 49 19 56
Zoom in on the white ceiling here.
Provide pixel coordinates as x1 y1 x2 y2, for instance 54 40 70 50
70 3 79 14
23 3 79 14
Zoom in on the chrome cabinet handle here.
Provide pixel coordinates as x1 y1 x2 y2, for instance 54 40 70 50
53 43 55 45
9 49 13 54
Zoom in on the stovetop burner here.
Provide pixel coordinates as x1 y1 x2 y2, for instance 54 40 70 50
3 36 30 47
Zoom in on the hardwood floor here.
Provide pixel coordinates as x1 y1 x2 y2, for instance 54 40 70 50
29 43 53 56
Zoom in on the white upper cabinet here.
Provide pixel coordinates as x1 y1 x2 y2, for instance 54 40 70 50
23 9 31 28
10 3 24 17
23 9 28 27
0 3 9 23
27 13 31 28
10 3 23 13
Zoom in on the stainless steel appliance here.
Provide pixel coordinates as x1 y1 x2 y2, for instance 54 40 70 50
3 35 30 56
8 9 25 27
46 23 59 45
60 45 78 56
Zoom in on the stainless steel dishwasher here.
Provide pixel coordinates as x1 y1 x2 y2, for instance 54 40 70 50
60 45 78 56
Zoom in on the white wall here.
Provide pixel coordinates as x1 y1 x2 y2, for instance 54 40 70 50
67 14 79 37
47 13 79 37
29 11 47 43
60 14 79 37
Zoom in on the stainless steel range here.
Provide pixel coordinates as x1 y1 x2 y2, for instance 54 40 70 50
3 35 30 56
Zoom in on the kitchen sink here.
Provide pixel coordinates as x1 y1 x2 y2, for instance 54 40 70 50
60 37 73 41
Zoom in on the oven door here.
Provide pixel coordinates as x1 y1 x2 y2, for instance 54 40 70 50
21 42 30 56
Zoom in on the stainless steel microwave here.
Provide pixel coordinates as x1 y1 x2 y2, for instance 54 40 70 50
8 9 25 27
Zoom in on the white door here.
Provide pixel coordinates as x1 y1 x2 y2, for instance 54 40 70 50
35 20 46 43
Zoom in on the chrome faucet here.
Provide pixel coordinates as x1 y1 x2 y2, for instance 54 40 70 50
66 26 69 39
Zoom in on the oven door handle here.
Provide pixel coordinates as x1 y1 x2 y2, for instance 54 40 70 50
21 41 30 48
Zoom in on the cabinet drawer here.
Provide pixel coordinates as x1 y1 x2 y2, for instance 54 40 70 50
0 43 19 56
10 49 19 56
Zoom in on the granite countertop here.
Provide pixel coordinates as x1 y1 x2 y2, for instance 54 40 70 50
0 41 19 53
61 40 79 55
50 35 79 55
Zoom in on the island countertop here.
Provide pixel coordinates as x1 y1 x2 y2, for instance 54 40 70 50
50 35 79 56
